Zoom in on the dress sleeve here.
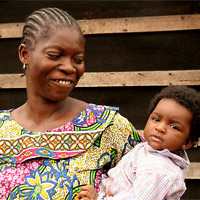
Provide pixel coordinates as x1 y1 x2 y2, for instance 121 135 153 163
109 113 143 165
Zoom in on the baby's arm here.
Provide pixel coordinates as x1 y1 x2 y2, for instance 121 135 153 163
96 171 184 200
77 185 99 200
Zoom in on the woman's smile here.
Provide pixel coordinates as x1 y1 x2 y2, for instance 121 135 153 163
52 79 72 85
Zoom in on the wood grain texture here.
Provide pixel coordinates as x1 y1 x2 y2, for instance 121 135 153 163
78 70 200 87
1 70 199 88
187 162 200 179
79 14 200 34
1 14 200 38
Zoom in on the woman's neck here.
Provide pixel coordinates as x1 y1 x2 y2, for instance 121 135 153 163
24 97 70 122
11 96 88 132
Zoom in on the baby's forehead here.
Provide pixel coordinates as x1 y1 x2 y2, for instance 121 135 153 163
154 98 193 119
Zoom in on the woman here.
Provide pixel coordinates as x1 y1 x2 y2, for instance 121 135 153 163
0 8 142 200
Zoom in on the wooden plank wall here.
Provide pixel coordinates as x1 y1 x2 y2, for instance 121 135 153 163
0 1 200 199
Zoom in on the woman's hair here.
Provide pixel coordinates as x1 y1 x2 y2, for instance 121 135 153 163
21 7 84 50
148 85 200 141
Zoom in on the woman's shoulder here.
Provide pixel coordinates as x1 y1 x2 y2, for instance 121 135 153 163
88 103 119 111
70 103 119 128
85 103 138 133
0 109 13 119
0 109 13 113
0 109 24 138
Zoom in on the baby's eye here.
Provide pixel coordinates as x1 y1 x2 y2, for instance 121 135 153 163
152 118 160 122
170 125 179 130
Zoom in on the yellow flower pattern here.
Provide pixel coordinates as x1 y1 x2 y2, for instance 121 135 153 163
0 105 142 199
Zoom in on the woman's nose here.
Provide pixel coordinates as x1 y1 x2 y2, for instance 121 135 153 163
58 59 76 74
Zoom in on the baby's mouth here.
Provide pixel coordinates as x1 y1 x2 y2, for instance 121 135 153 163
150 135 163 142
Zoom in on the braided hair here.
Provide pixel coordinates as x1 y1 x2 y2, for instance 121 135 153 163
21 7 84 50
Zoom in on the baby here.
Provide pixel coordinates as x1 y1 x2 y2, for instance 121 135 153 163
78 85 200 200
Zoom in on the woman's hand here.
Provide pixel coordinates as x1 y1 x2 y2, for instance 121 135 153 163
77 185 99 200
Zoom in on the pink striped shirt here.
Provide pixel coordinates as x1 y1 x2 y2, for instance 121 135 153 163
98 142 189 200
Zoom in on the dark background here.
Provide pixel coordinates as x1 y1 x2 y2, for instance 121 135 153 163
0 1 200 199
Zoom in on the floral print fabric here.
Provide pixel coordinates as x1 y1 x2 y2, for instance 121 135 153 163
0 104 142 200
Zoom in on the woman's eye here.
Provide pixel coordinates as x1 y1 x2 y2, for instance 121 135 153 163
46 53 60 59
73 58 84 64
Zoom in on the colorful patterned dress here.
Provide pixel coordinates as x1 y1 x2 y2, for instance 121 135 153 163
0 104 142 200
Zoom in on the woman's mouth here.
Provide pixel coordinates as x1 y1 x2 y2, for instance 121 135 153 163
54 80 72 85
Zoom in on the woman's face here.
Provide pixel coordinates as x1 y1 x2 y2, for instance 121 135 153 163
24 27 85 102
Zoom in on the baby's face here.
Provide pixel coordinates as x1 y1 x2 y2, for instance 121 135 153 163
144 98 193 154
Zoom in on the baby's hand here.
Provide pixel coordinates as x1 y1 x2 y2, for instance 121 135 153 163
105 187 114 197
77 185 99 200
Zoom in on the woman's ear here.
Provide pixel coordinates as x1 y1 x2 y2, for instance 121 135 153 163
182 136 194 150
18 44 29 64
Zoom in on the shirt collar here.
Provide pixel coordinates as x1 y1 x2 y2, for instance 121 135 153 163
143 142 190 169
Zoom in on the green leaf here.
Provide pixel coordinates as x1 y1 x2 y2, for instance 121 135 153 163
13 140 19 147
13 149 19 154
55 143 62 150
86 134 92 140
57 135 62 141
63 134 70 141
63 143 69 150
4 149 11 154
5 141 11 147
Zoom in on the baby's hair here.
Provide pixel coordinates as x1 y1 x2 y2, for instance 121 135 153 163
148 85 200 141
21 7 84 49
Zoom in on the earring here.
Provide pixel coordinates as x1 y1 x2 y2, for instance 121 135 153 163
21 63 27 77
23 63 26 70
